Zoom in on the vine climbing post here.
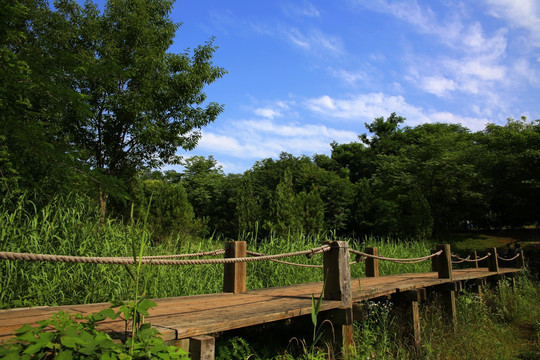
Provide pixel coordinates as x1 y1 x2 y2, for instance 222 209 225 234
323 241 353 356
436 244 457 332
223 241 247 294
365 247 379 277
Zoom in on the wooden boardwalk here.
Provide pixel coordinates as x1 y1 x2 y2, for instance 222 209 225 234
0 267 521 344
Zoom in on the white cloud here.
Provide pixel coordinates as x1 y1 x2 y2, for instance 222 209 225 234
429 112 489 132
305 93 424 121
284 27 344 55
197 117 357 161
484 0 540 46
304 92 488 130
254 108 282 119
421 76 457 97
329 67 368 85
282 1 321 18
351 0 464 45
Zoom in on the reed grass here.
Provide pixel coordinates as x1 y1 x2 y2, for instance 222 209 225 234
0 193 435 308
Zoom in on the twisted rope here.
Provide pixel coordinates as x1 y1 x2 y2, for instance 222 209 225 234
247 250 323 268
348 249 442 264
497 253 520 261
0 245 331 266
247 250 365 267
451 255 470 264
451 253 491 263
119 249 225 259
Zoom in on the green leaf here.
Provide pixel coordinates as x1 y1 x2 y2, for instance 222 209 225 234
14 323 33 336
56 349 74 360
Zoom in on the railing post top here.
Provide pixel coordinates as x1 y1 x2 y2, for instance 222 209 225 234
436 244 451 252
325 240 348 247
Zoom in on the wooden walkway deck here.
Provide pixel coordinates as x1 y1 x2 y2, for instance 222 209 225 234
0 267 521 344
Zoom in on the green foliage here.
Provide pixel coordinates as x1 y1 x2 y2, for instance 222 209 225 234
132 179 200 241
267 169 302 236
0 308 188 359
0 0 225 212
418 276 540 360
216 337 254 360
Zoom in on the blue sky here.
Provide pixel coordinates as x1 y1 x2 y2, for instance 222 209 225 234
170 1 539 173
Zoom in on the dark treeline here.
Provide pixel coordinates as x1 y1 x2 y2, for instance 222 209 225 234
134 114 540 240
1 1 539 242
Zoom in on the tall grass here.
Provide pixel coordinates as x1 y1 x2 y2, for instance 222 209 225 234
1 193 435 308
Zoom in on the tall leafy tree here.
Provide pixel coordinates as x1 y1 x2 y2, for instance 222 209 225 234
53 0 226 217
1 0 90 199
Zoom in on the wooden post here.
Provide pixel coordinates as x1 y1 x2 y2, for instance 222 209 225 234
431 249 439 272
469 251 482 295
365 247 379 277
173 336 215 360
392 290 422 351
189 335 215 360
223 241 247 294
488 247 499 273
408 300 421 350
470 251 479 269
436 244 453 280
323 241 352 308
517 249 525 269
442 289 457 333
436 244 456 332
323 241 353 356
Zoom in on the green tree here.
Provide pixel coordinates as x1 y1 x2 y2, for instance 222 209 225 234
475 117 540 228
266 170 302 236
236 173 262 239
0 0 91 200
133 179 197 242
181 156 228 235
297 187 325 236
52 0 225 217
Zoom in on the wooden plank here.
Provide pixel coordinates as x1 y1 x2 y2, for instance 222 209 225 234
0 267 524 344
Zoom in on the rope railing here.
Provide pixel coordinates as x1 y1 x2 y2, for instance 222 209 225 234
497 253 521 261
118 249 226 260
247 250 366 268
247 250 323 268
451 253 491 263
451 255 470 264
348 249 443 264
0 245 331 266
